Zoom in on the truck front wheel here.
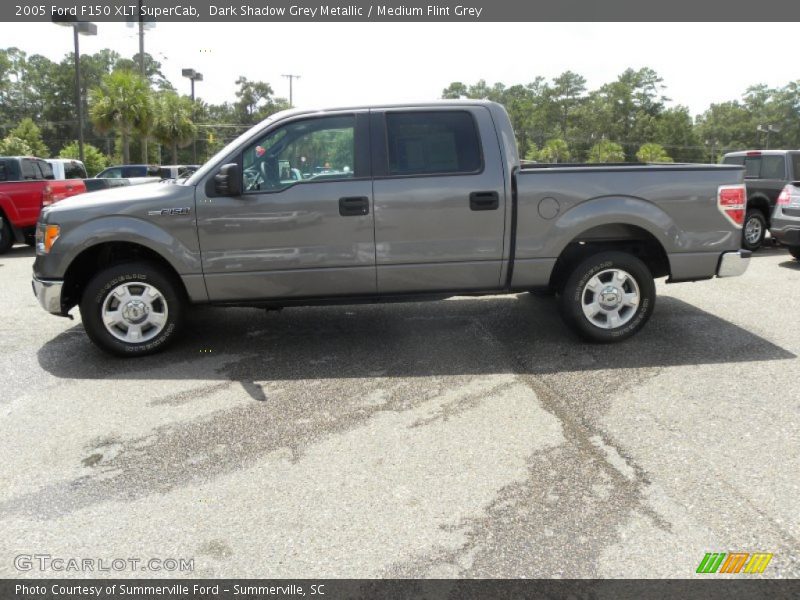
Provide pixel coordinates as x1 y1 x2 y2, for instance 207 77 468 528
559 251 655 343
789 246 800 261
0 214 13 254
79 261 185 356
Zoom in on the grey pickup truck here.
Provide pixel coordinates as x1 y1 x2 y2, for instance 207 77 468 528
32 101 750 356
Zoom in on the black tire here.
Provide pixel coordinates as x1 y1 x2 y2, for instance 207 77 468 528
742 210 766 251
79 261 184 356
789 246 800 261
559 251 656 343
0 213 14 255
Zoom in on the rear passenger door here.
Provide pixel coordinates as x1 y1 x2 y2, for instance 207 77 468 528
15 159 44 223
371 107 507 293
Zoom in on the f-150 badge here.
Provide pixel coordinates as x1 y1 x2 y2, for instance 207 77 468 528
148 207 191 216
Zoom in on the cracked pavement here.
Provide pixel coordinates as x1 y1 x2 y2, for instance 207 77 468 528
1 244 798 578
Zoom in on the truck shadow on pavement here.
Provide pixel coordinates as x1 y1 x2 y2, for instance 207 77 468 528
0 245 35 262
37 293 794 398
10 294 795 533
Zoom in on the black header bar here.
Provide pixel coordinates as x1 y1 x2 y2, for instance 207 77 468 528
4 0 800 22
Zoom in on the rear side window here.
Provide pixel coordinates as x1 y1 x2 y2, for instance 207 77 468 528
21 160 38 180
0 162 6 181
740 155 787 179
792 155 800 181
64 162 87 179
123 167 147 177
760 155 786 179
100 167 123 178
743 156 761 178
722 156 745 166
385 111 482 176
37 160 54 180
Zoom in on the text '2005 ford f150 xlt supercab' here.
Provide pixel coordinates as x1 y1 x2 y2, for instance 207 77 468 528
32 101 750 356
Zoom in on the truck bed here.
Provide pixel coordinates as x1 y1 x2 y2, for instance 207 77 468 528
510 162 745 288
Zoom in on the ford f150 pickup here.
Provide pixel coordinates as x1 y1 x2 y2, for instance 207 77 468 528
32 101 750 356
0 156 86 254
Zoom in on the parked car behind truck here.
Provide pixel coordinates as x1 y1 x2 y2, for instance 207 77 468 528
721 150 800 250
46 158 88 180
95 164 162 186
0 156 86 254
32 101 750 356
771 183 800 260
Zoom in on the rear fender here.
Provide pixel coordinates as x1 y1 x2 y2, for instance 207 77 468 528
549 195 679 257
0 192 22 224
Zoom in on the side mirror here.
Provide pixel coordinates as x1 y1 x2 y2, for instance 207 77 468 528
214 163 242 196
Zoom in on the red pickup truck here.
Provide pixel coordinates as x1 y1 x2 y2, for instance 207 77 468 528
0 156 86 254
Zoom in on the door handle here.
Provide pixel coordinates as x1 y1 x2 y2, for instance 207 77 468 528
339 196 370 217
470 191 499 211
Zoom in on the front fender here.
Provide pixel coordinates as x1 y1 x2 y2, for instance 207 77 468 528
36 214 202 280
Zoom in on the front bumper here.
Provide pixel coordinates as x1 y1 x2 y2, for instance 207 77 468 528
716 249 751 278
32 276 64 314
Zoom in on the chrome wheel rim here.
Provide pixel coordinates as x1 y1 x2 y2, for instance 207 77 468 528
744 217 762 245
581 268 640 329
101 282 168 343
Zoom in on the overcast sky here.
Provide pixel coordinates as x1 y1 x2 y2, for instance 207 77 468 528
0 22 793 118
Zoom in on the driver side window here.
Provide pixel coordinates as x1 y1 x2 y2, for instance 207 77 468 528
242 115 355 193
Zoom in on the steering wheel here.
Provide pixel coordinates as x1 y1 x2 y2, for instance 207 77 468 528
243 167 262 191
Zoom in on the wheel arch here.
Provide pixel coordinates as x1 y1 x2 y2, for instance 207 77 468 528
61 241 189 312
746 193 772 225
548 223 670 292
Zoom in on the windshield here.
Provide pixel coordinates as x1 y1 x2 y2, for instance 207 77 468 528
184 110 294 187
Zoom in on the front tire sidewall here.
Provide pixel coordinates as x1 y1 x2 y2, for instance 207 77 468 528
742 210 766 251
560 252 655 343
0 215 13 254
80 263 183 356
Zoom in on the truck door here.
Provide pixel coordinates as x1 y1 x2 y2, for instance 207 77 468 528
196 111 376 301
370 107 507 293
17 159 43 224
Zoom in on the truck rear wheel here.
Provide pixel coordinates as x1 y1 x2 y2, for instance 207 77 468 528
742 210 766 251
79 261 184 356
789 246 800 261
559 251 655 343
0 214 13 254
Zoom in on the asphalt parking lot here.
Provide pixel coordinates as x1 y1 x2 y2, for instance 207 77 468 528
1 244 798 579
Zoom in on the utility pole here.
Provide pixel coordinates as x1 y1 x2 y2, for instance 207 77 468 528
182 69 203 164
138 0 145 76
757 124 780 150
138 0 148 163
52 18 97 164
282 74 301 107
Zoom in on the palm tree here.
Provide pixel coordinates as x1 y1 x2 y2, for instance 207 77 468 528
153 92 196 164
89 70 153 164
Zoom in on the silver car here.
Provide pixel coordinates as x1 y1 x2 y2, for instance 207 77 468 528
770 183 800 260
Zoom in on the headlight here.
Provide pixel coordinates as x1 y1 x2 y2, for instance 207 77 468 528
36 224 61 254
